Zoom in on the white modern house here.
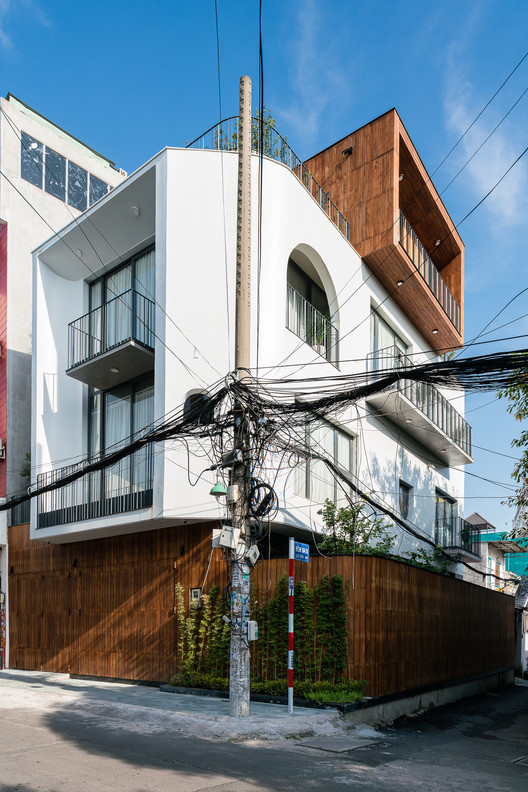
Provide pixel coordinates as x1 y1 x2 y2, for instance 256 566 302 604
31 110 475 572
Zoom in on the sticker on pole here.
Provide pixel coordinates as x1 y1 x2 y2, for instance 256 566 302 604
294 542 310 562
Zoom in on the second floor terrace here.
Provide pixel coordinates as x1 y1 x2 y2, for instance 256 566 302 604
366 345 472 466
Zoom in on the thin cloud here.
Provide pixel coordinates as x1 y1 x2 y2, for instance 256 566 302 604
0 0 13 50
443 41 528 227
277 0 348 149
0 0 50 53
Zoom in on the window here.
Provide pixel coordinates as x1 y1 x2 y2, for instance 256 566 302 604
20 131 109 208
286 258 336 362
298 419 356 505
88 375 154 501
487 556 493 589
183 392 215 425
21 132 43 188
67 161 88 211
89 174 109 204
399 481 412 520
435 490 457 546
370 309 408 370
495 560 501 590
89 248 155 351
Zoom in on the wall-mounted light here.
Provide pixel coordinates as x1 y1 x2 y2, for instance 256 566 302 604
432 329 439 335
397 280 403 287
398 174 404 182
435 239 441 246
74 249 83 258
110 367 119 374
342 146 353 156
131 206 140 217
210 482 227 500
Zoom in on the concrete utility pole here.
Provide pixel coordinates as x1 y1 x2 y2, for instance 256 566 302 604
229 74 252 718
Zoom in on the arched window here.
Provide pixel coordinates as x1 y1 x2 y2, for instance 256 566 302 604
286 252 338 363
183 391 214 425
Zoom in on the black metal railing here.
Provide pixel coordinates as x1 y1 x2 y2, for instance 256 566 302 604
287 283 338 362
399 211 461 332
367 345 472 456
186 117 350 242
68 289 155 370
36 446 153 528
435 516 480 557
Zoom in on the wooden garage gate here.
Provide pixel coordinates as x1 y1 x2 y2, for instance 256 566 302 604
8 523 515 695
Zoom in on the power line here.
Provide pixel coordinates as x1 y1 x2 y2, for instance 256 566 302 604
279 143 528 380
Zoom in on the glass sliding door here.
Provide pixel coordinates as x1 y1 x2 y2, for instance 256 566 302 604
105 264 132 350
105 385 132 503
134 250 155 348
132 380 154 494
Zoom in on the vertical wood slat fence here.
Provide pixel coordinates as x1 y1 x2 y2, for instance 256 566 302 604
8 523 514 697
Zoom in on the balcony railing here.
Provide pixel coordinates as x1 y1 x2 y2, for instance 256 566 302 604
287 283 338 363
37 446 153 529
435 516 480 557
367 345 472 457
399 211 461 332
186 117 350 243
68 289 155 370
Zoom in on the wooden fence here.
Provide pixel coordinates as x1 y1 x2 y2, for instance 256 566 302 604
8 522 514 696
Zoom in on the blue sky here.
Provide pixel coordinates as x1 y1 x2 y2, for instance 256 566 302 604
1 0 527 531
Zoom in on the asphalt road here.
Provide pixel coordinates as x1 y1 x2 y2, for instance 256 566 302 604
0 678 527 791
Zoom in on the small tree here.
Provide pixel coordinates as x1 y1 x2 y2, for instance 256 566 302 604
317 499 396 555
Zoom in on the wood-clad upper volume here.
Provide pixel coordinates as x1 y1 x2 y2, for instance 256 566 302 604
305 109 464 351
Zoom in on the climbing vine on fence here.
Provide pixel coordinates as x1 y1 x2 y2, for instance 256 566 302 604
173 575 348 685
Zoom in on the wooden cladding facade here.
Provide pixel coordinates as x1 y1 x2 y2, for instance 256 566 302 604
304 109 464 352
8 522 513 697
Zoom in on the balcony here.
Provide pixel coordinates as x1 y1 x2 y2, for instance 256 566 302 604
37 446 153 529
365 346 472 465
435 516 480 558
67 288 155 390
399 212 460 333
287 283 338 363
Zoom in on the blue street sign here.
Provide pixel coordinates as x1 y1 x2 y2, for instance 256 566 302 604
294 542 310 562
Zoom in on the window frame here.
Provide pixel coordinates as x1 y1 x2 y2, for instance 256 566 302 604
88 373 154 459
299 417 356 505
399 480 412 520
20 130 110 207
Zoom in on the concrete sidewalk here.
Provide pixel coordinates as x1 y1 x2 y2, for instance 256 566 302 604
0 669 343 741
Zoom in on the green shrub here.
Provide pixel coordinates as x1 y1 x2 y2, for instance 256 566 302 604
169 672 366 703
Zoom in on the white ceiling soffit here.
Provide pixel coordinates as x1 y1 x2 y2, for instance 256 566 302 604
38 165 156 281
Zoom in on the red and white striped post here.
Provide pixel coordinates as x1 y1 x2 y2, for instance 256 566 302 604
288 537 294 714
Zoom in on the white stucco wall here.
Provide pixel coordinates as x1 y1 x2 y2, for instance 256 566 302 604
0 95 125 494
32 147 467 552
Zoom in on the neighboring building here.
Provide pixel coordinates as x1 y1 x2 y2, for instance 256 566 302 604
9 107 475 675
465 512 528 584
0 94 125 666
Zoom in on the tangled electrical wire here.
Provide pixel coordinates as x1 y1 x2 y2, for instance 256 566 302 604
2 347 527 573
